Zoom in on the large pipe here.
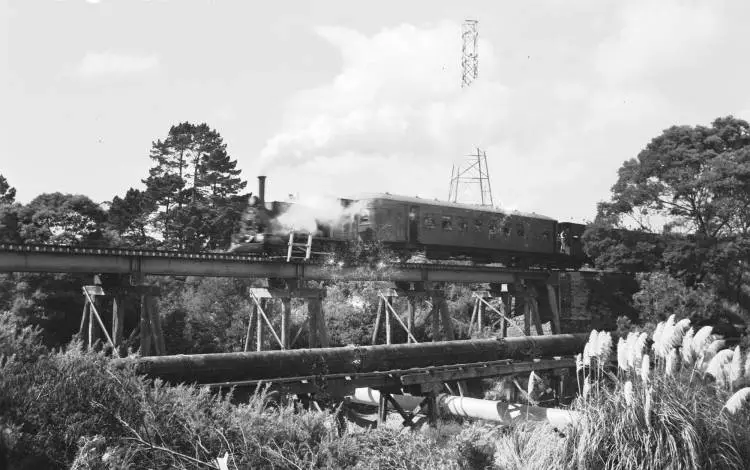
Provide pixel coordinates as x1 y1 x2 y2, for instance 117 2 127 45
257 175 266 205
128 334 587 385
350 388 578 427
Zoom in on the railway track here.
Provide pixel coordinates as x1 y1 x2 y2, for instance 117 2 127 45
0 243 560 282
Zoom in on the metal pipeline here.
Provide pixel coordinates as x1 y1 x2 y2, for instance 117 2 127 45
127 334 587 385
350 388 578 427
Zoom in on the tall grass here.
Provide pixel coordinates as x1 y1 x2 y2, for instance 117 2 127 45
494 316 750 470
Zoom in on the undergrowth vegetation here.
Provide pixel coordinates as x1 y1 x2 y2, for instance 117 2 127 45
0 311 487 469
493 317 750 470
3 309 750 469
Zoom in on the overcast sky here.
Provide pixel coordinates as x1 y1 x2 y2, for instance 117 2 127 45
2 0 749 222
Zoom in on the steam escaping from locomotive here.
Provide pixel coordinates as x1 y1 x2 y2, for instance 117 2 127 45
249 174 362 237
273 195 363 235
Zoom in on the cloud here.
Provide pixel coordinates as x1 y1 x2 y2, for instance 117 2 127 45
259 22 510 175
73 51 159 78
595 0 720 84
257 7 735 221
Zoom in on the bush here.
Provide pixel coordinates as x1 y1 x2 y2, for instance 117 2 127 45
0 318 484 469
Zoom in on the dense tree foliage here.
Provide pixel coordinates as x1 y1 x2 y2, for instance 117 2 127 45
106 188 157 248
141 122 248 251
0 175 20 244
585 115 750 325
0 174 16 204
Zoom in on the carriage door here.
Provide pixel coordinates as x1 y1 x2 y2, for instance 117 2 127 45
408 206 420 244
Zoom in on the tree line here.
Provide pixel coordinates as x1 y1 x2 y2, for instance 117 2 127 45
583 116 750 331
1 122 248 251
1 116 750 349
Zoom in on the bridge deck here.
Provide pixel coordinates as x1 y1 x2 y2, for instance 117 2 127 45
0 243 557 282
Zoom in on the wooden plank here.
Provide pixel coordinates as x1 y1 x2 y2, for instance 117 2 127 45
385 296 392 345
546 284 561 334
281 298 291 349
244 304 256 352
371 298 382 345
407 297 415 343
249 287 326 299
112 295 125 347
83 285 105 296
256 298 263 351
148 296 166 355
531 297 544 335
139 295 152 356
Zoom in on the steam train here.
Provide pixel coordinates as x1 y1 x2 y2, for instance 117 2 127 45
231 176 588 269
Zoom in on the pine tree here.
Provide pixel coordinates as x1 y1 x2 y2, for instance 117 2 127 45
141 122 248 251
0 174 16 204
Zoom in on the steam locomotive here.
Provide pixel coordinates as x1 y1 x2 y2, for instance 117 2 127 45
231 176 588 269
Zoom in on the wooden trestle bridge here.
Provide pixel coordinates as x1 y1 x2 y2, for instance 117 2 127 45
1 243 587 426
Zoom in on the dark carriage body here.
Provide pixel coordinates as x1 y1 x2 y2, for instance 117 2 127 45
230 175 588 268
353 194 587 268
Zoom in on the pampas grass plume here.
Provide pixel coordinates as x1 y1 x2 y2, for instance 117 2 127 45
681 327 695 366
652 321 665 349
630 333 648 370
617 338 628 372
597 331 612 364
583 375 591 399
691 326 714 355
527 371 539 402
724 387 750 415
702 339 727 364
669 318 691 348
641 354 650 383
665 347 679 376
706 349 734 385
729 345 743 390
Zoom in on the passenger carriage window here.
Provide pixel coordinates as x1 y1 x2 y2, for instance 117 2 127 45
423 216 436 229
457 218 468 232
488 219 499 238
502 225 511 237
474 219 483 232
516 224 525 238
442 216 453 231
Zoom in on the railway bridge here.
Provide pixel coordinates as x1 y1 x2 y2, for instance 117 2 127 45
1 243 594 425
0 243 572 356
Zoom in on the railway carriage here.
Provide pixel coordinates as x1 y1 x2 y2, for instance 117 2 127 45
231 176 588 269
354 194 584 268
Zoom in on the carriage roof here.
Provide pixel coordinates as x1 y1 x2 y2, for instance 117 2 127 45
349 193 556 221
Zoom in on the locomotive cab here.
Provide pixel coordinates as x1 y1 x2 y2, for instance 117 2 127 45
557 222 586 258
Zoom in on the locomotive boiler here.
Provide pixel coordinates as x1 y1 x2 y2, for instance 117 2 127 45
231 176 588 269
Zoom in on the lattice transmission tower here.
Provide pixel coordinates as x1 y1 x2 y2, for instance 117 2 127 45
461 19 479 88
448 19 496 207
448 147 494 206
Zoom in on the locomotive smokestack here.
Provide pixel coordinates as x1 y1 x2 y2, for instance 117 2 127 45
257 175 266 205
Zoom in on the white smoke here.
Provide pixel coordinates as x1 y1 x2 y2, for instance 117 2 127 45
272 194 365 235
